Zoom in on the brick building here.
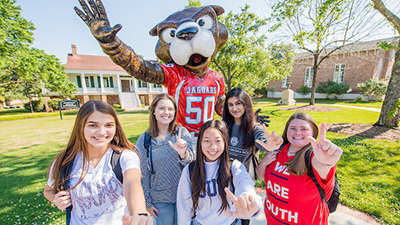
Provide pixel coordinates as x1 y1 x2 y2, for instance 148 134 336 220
268 37 399 100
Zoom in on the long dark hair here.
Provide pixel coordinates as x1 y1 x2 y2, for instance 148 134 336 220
146 93 178 137
191 120 231 214
48 100 135 194
282 112 319 176
223 87 256 148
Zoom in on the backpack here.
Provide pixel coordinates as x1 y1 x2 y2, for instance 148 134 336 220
276 144 340 213
61 149 123 225
188 159 235 221
143 128 180 174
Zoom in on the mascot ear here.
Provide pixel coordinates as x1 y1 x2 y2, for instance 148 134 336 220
210 5 224 16
149 25 157 36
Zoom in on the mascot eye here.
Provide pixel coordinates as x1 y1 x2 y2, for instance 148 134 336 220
196 15 213 30
161 28 176 44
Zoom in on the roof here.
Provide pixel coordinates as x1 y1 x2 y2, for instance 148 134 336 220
63 54 125 72
294 36 399 60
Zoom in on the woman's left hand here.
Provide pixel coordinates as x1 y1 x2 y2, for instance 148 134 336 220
306 123 343 167
224 188 260 219
168 127 188 159
123 214 153 225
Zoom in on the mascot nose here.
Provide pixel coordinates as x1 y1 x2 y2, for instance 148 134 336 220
176 27 198 40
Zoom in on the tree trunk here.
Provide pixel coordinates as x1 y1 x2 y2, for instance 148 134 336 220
309 56 319 105
375 42 400 127
29 97 34 114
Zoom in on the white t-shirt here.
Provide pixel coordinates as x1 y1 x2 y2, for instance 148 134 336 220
47 148 140 225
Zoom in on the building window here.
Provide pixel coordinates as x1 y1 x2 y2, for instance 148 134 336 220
90 76 95 88
386 68 392 80
153 84 162 88
97 76 101 88
376 59 382 80
333 64 345 83
138 80 148 88
109 77 114 88
304 67 314 87
77 75 82 88
282 76 288 88
391 50 395 61
103 77 110 88
85 76 90 88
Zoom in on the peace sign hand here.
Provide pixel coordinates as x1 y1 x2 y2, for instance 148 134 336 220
256 124 283 151
168 127 189 159
224 188 260 219
74 0 122 43
306 123 343 167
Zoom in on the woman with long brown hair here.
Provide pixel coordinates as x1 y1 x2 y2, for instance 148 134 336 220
256 112 342 225
136 93 194 225
177 120 263 225
43 100 152 225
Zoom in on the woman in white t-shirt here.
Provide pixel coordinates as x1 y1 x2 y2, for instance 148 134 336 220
43 100 152 225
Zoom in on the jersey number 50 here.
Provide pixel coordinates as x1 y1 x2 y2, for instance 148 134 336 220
185 96 215 125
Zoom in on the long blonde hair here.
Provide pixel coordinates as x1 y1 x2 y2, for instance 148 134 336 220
282 112 319 176
48 100 135 193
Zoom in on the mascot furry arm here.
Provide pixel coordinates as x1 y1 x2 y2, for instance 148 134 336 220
75 0 229 133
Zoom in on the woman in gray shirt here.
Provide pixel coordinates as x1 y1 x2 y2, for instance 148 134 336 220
136 93 194 225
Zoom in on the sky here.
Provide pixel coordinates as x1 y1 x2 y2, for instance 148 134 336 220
16 0 273 64
17 0 397 64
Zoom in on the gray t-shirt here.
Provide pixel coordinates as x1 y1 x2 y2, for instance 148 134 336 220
228 123 266 181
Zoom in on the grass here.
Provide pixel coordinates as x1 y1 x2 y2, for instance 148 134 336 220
0 100 399 224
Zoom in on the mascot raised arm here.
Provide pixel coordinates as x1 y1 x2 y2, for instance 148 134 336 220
74 0 269 134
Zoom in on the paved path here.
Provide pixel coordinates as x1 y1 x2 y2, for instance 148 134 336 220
318 104 381 112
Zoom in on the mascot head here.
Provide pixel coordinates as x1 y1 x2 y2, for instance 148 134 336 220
149 5 228 76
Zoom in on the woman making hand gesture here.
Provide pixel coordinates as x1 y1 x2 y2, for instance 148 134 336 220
256 112 342 225
136 94 194 225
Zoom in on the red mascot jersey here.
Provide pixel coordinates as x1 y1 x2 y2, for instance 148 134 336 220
264 144 336 225
161 63 225 133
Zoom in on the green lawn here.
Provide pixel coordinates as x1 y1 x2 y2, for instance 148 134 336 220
0 101 398 224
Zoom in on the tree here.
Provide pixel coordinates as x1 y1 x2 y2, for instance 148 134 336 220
0 0 76 111
211 5 293 92
371 0 400 127
269 0 385 105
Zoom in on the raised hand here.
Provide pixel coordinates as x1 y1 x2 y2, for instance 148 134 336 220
306 123 342 167
256 124 283 151
255 108 271 127
168 127 189 159
74 0 122 43
224 188 259 219
53 191 71 211
123 214 153 225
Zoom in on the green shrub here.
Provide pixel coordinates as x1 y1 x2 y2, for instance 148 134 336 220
48 98 62 110
354 96 365 102
296 85 311 96
23 100 44 112
317 80 352 96
254 87 268 97
114 104 121 109
357 79 387 101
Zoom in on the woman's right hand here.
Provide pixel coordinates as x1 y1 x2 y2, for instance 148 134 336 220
53 191 71 211
146 206 159 218
256 124 283 151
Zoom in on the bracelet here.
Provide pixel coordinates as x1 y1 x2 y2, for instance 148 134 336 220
138 213 148 216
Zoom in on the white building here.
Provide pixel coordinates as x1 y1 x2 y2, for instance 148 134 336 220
48 45 167 109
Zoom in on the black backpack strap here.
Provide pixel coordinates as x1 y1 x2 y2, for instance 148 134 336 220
144 132 155 174
111 150 123 184
60 159 74 225
304 149 327 203
188 162 196 221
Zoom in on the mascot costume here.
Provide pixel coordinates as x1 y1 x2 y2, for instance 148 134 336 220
74 0 269 135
